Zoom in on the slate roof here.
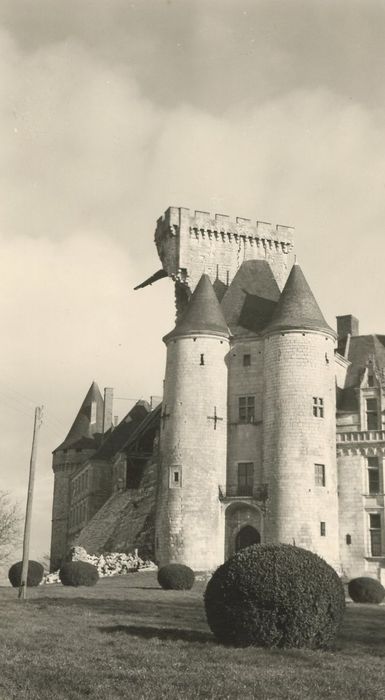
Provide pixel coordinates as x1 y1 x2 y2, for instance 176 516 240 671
264 264 336 337
93 400 151 460
54 381 104 452
220 260 280 335
337 335 385 412
164 274 229 341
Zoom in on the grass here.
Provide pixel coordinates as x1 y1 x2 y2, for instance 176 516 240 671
0 572 385 700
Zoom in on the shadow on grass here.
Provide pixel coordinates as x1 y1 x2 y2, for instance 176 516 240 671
98 623 214 644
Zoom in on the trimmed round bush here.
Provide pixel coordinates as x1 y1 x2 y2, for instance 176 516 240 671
157 563 195 590
204 544 345 649
59 560 99 587
8 560 44 588
348 577 385 604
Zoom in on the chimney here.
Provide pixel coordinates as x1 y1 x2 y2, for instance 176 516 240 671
102 387 113 433
336 315 359 339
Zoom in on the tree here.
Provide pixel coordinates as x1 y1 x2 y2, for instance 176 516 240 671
0 491 21 562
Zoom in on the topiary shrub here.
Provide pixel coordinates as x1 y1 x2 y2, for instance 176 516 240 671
204 544 345 649
59 560 99 587
157 563 195 590
348 576 385 604
8 560 44 588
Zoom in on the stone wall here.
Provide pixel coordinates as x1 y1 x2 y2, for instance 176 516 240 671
262 330 340 571
226 337 264 499
50 448 94 571
155 208 295 303
156 334 229 570
75 457 158 559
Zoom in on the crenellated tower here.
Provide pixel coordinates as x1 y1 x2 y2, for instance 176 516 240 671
262 264 340 570
152 207 295 317
155 274 230 570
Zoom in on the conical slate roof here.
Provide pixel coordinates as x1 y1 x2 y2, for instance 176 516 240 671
264 264 336 337
164 274 229 342
55 381 104 451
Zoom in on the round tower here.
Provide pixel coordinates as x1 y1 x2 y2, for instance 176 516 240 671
155 274 230 570
262 264 340 570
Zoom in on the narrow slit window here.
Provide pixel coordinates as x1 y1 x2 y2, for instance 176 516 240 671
200 353 205 365
314 464 326 487
368 457 380 494
320 521 326 536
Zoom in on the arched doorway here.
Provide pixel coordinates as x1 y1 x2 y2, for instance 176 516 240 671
235 525 260 552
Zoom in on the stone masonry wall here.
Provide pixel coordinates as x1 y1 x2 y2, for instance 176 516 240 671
50 448 94 571
155 208 295 301
262 331 340 571
156 334 229 570
226 337 264 497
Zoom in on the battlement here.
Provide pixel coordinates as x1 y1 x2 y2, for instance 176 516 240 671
155 205 296 298
155 206 294 247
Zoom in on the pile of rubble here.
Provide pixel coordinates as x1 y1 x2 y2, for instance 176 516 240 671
43 546 157 584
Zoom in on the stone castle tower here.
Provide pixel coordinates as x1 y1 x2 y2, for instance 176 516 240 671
51 205 385 582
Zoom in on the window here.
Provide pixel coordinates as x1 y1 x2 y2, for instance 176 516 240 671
314 464 326 487
237 463 254 496
369 513 382 556
320 521 326 536
368 372 375 388
368 457 380 494
243 354 251 367
366 399 379 430
313 397 324 418
90 400 97 424
200 353 205 365
169 466 182 488
346 534 352 545
239 396 255 423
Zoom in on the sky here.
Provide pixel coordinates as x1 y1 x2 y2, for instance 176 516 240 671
1 0 385 568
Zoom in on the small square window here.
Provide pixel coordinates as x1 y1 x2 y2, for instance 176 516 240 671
313 397 324 418
169 466 182 488
243 354 251 367
320 521 326 536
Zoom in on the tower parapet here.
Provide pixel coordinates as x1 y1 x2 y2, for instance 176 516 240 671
155 207 295 303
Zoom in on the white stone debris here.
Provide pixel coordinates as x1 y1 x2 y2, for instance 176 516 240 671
42 547 157 584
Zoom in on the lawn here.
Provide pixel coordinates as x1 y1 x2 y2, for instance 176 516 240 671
0 572 384 700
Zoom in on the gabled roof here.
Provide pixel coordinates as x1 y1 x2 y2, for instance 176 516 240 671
264 264 335 337
164 274 229 342
54 381 104 452
337 335 385 412
220 260 280 335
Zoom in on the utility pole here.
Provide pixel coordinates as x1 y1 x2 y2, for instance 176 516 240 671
19 406 44 600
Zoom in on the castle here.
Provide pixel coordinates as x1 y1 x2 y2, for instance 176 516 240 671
50 207 385 582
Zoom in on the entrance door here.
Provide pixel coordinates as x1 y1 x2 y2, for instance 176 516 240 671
235 525 260 552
